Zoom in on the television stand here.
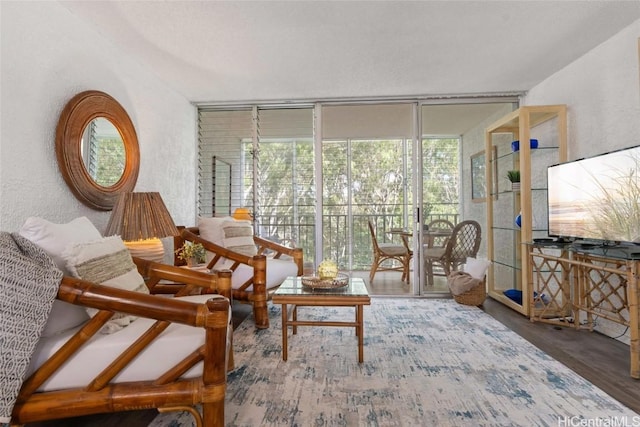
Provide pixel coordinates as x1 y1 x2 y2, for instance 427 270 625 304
527 243 640 379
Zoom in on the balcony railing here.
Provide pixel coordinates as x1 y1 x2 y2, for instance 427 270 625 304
256 205 458 269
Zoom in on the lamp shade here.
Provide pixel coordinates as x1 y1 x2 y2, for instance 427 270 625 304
105 192 179 241
233 207 253 221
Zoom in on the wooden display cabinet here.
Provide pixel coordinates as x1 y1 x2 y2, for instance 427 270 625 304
484 105 567 316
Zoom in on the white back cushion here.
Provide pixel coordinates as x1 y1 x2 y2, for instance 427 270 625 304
19 217 101 336
19 216 102 274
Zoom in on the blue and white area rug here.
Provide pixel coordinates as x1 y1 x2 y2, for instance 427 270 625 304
149 298 638 426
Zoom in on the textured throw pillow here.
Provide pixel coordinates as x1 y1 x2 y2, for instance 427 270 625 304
62 236 149 334
464 257 491 280
198 216 233 246
222 220 257 257
18 216 101 336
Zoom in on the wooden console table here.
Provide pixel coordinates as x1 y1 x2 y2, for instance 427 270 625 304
527 243 640 379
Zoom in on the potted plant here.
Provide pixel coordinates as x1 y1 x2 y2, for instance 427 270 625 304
175 241 206 267
507 170 520 191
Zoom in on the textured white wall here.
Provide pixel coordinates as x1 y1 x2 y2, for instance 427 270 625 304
0 1 197 233
523 19 640 343
461 103 514 259
524 19 640 161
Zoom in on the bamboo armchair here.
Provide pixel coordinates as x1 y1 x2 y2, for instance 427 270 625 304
10 264 232 427
178 226 304 329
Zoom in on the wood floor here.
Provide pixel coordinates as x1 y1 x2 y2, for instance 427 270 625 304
25 276 640 426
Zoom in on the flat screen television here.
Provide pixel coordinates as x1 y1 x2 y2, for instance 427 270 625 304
547 145 640 244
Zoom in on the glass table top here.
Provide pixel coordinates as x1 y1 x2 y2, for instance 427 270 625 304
275 276 369 297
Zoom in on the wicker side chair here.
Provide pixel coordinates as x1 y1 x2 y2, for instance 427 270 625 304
10 265 232 427
178 225 303 329
426 219 455 248
423 220 482 287
367 220 411 283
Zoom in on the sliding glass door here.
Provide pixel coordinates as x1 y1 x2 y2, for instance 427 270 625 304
322 138 411 270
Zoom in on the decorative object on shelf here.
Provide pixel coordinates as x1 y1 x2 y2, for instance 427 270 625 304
105 192 179 262
317 259 338 280
503 288 523 304
511 139 539 152
175 241 206 267
507 170 521 191
301 272 349 289
515 212 522 228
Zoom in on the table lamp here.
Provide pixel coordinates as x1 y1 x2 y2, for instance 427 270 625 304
233 207 253 221
105 192 179 263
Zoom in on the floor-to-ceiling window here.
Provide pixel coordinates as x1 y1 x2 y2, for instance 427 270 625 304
198 98 516 295
198 107 316 264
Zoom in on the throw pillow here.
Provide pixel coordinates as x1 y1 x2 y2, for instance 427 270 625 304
62 235 149 334
19 216 102 275
447 271 481 296
222 220 257 257
464 257 491 280
198 216 233 246
18 216 101 336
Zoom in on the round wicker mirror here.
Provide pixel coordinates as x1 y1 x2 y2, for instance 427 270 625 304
56 90 140 210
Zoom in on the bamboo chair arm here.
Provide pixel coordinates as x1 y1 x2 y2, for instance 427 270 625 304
253 235 304 275
58 276 229 327
132 256 232 300
181 228 256 267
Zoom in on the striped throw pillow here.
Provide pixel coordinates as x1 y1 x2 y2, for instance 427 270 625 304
222 220 257 257
62 236 149 334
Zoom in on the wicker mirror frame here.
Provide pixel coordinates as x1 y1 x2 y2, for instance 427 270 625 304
56 90 140 211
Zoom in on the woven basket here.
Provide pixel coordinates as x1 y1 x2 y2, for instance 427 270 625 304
452 278 487 306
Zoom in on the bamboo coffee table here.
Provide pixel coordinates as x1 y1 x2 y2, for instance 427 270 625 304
273 276 371 363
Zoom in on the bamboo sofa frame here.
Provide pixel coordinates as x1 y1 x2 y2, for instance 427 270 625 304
178 226 304 329
10 260 232 427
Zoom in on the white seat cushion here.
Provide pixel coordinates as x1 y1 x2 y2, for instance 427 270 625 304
27 294 230 392
231 258 298 291
378 243 407 256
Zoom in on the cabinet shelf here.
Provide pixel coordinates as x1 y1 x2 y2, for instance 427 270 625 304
485 105 567 316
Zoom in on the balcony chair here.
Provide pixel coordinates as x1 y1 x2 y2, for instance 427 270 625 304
4 220 233 427
178 217 304 329
426 219 455 248
367 220 411 283
423 220 482 287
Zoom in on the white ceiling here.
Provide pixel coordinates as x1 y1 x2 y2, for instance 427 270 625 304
59 0 640 134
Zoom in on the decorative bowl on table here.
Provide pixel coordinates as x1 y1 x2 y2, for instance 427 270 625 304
301 273 349 289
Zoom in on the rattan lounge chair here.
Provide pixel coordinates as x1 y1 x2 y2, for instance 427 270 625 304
179 223 303 329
